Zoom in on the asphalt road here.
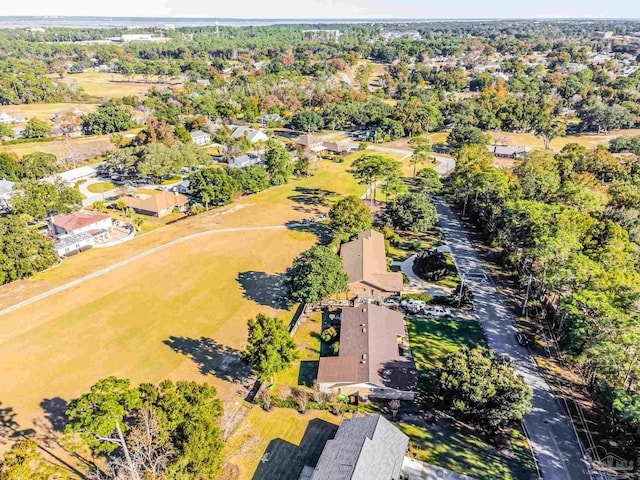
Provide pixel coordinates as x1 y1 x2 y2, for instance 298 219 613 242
434 196 592 480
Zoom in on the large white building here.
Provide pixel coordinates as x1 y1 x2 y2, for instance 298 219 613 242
48 211 113 257
0 178 16 211
44 166 96 186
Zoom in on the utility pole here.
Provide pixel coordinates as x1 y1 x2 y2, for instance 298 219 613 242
522 272 532 316
458 274 465 308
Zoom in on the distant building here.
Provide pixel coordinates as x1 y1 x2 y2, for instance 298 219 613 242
48 211 113 257
317 303 418 401
302 30 341 42
323 141 358 154
295 134 326 153
118 34 169 43
0 112 16 124
257 113 284 125
308 415 409 480
381 29 422 41
121 191 189 218
487 144 532 159
231 126 268 143
0 178 16 211
340 230 403 300
190 130 211 146
44 166 96 186
228 152 265 169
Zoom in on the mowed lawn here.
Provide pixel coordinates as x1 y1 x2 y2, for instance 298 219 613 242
56 72 179 98
224 407 341 480
406 317 536 480
0 102 99 120
0 158 365 463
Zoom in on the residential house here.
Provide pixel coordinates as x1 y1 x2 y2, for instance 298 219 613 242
44 166 96 186
340 230 403 300
0 112 16 124
295 134 326 153
0 178 16 211
121 191 189 218
317 303 418 400
323 140 358 154
52 108 87 122
48 211 113 257
190 130 211 146
231 126 269 144
257 113 284 125
306 415 409 480
228 152 265 168
486 144 532 159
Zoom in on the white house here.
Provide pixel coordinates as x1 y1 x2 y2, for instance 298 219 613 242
0 178 16 211
228 152 265 168
231 126 269 144
48 211 113 257
190 130 211 146
44 166 96 186
0 112 16 124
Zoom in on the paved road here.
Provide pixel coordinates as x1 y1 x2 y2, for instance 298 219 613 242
434 197 591 480
0 224 297 317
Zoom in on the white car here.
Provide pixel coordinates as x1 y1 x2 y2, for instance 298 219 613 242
423 305 452 317
401 299 427 313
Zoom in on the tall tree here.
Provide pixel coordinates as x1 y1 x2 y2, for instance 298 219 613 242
244 314 298 382
329 195 373 239
286 246 349 303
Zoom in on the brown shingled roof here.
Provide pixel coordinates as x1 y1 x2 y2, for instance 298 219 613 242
121 191 188 214
340 230 403 293
317 303 418 392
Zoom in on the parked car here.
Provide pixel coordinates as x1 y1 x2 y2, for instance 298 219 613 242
383 297 400 307
423 305 452 317
515 332 530 346
401 299 427 313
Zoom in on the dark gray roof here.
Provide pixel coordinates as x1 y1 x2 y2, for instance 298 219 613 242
310 415 408 480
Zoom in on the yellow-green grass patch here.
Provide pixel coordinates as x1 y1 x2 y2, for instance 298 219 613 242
86 181 116 194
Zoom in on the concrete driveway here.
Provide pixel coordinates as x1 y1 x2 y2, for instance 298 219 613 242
433 196 591 480
79 177 119 207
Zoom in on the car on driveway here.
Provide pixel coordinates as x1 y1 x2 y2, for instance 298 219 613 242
423 305 452 317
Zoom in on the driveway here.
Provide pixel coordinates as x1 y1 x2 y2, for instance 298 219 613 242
392 255 452 297
433 197 591 480
79 177 119 207
366 145 455 175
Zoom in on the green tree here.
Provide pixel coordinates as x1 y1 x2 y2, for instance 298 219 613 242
0 439 68 480
188 168 238 207
224 165 270 195
264 141 293 185
350 155 399 202
18 152 59 180
328 195 373 239
23 117 51 139
416 168 443 194
289 110 324 132
408 136 432 177
0 123 14 139
286 246 349 303
0 153 20 181
82 101 135 135
11 180 82 221
446 125 488 151
384 193 437 232
513 150 561 202
437 346 532 432
0 216 57 284
244 314 298 381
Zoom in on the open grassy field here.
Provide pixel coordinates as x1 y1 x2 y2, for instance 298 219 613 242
0 102 100 121
0 158 364 474
0 128 140 159
223 407 341 480
57 72 178 99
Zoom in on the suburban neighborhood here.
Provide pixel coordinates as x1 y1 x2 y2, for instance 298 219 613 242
0 11 640 480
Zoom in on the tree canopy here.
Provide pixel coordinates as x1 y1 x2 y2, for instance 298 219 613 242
244 313 298 381
286 245 349 303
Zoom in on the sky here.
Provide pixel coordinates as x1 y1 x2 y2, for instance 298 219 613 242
3 0 640 19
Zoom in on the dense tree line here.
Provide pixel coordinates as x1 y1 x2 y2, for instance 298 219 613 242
448 140 640 453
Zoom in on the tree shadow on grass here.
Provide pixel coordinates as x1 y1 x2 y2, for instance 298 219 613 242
164 336 254 386
298 361 319 387
237 271 292 310
285 221 333 245
40 397 69 433
287 187 337 214
251 418 337 480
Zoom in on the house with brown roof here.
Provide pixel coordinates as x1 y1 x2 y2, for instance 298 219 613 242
340 230 403 300
317 303 417 400
322 140 358 154
295 133 326 153
121 191 189 217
